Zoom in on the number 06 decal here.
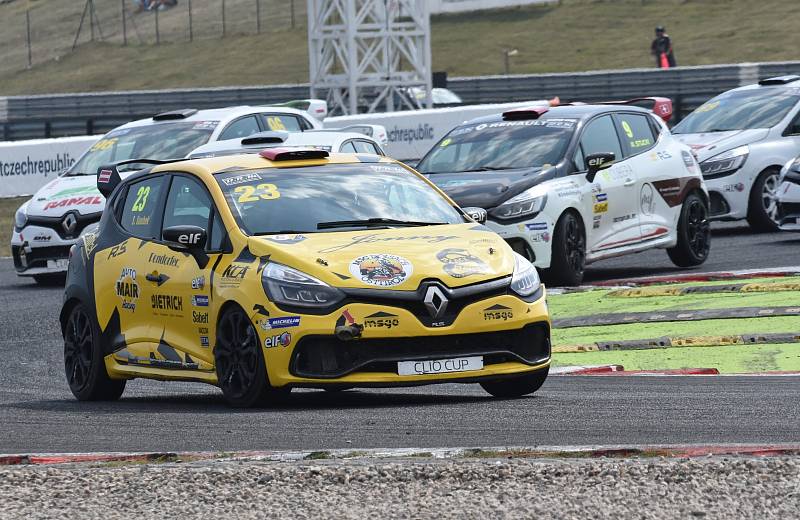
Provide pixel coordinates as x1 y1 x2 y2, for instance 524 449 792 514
234 183 281 203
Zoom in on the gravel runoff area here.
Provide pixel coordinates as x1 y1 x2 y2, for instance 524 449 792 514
1 456 798 519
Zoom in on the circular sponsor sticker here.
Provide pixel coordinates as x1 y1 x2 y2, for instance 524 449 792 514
349 254 413 287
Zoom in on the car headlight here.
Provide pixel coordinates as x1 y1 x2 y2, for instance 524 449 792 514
510 252 541 297
490 191 547 221
80 222 100 236
700 145 749 177
261 262 345 308
14 204 28 231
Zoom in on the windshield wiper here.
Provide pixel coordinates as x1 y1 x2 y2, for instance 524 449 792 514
254 229 317 235
459 166 515 172
316 218 447 230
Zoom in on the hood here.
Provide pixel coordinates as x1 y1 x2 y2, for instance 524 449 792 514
673 129 769 161
26 175 104 218
248 223 513 290
426 167 549 209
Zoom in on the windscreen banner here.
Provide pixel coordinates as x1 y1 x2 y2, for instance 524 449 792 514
325 100 552 161
0 135 99 198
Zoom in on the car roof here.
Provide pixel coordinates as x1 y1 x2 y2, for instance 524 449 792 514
114 105 312 131
462 104 651 126
150 152 398 179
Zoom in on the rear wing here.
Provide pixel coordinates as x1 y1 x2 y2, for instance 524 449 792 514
96 159 180 198
271 99 329 121
328 124 388 147
600 97 673 122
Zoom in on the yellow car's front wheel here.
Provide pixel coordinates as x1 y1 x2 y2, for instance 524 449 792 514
214 305 283 408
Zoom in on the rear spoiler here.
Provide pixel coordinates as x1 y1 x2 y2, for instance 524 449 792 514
96 159 180 198
600 97 673 122
271 99 328 121
329 124 388 147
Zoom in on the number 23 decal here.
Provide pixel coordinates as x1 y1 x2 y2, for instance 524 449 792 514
234 183 281 203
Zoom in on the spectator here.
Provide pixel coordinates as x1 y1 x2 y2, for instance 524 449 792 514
651 26 677 69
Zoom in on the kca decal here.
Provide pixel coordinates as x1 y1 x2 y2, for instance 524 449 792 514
115 268 138 311
436 248 491 278
349 254 412 287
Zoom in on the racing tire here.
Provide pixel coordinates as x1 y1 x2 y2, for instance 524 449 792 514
746 168 781 232
480 367 549 398
215 305 279 408
667 192 711 267
33 273 67 286
542 211 585 286
63 303 126 401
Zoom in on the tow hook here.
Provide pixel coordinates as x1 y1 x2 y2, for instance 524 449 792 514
335 323 363 341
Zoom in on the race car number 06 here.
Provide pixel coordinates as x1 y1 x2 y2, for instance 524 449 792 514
234 183 280 203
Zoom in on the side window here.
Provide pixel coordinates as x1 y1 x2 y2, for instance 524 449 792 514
120 176 166 239
616 113 657 157
576 115 623 167
219 116 261 140
648 115 663 140
208 211 226 251
353 140 380 154
262 114 302 132
162 175 212 233
340 141 358 153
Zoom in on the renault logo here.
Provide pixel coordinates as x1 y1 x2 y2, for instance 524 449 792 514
423 286 449 319
62 213 78 235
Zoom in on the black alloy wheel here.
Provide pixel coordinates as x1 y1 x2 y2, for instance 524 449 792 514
63 303 126 401
667 193 711 267
543 212 586 286
215 306 277 407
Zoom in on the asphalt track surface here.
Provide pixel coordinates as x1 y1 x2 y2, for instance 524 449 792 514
1 222 799 454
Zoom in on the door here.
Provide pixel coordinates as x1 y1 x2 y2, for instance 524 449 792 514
574 115 641 252
615 112 674 242
156 174 227 365
94 174 168 349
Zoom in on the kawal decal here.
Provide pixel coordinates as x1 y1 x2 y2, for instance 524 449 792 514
349 254 413 287
115 267 138 311
436 248 491 279
483 304 513 321
364 311 400 329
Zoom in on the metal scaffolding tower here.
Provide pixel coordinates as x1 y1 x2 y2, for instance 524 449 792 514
307 0 433 115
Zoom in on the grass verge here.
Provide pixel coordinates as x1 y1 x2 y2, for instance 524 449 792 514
0 197 27 257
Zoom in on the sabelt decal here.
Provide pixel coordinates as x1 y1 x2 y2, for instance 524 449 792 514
319 234 457 253
192 311 209 324
222 173 262 186
115 268 138 312
364 311 400 329
264 331 292 348
436 248 491 279
652 177 703 207
349 254 412 287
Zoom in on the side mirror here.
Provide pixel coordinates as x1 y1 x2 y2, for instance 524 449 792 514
584 152 616 183
462 206 487 224
162 225 209 268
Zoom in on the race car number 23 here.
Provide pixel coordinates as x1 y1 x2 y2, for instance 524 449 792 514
131 186 151 212
234 183 281 203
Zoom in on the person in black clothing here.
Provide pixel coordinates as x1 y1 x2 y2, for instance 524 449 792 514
651 26 677 68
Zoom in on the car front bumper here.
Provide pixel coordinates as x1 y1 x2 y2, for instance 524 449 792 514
777 180 800 231
704 171 750 220
483 217 555 269
10 224 79 276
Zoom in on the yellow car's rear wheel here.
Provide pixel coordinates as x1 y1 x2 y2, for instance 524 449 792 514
214 305 276 408
480 366 549 398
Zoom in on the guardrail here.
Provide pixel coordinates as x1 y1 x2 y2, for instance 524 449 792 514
3 60 800 141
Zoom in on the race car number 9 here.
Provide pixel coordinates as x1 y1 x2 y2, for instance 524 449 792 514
90 138 118 152
234 183 280 203
131 185 151 212
266 117 287 131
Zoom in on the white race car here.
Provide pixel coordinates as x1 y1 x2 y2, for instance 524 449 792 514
416 99 710 285
11 102 325 284
776 156 800 231
671 75 800 232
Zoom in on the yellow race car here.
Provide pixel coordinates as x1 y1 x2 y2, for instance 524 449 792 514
60 149 551 407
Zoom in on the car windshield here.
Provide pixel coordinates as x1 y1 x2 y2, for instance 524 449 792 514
216 163 464 235
416 119 576 174
672 88 800 134
64 121 218 176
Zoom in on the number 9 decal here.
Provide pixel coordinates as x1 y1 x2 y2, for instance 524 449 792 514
234 183 281 203
621 120 634 139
